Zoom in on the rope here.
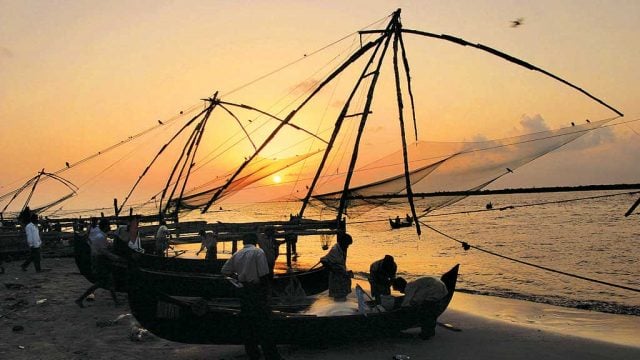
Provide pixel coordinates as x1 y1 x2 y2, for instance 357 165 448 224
420 221 640 293
424 190 640 218
222 14 392 97
342 189 640 224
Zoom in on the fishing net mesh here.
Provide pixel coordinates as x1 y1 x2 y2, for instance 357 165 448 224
311 117 614 217
169 150 323 211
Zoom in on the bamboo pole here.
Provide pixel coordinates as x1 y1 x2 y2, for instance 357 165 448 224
392 22 421 235
336 11 398 222
117 107 209 215
204 38 384 214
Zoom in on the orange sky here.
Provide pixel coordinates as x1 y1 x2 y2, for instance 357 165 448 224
1 0 639 214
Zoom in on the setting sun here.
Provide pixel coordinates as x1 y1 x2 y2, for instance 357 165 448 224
272 175 282 184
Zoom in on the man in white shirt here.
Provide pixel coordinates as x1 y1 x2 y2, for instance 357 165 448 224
75 218 120 308
21 213 42 272
221 233 281 360
154 219 171 256
392 276 449 340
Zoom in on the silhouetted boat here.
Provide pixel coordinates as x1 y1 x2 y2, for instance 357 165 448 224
127 264 459 345
389 218 413 229
73 232 329 296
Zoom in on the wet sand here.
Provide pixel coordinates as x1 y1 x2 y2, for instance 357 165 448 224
1 257 638 359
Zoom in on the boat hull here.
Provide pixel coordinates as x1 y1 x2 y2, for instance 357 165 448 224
73 233 329 296
389 219 413 229
128 264 459 345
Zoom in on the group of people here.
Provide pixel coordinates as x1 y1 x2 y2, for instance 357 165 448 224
12 210 446 357
319 232 449 340
393 213 414 225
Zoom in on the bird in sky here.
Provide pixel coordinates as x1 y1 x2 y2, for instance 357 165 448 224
506 168 513 173
571 122 575 126
586 119 591 123
158 120 164 125
511 18 524 28
65 162 70 168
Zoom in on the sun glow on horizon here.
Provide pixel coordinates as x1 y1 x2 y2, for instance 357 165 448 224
272 175 282 184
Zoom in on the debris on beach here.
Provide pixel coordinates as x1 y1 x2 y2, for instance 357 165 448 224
96 313 132 327
129 323 152 342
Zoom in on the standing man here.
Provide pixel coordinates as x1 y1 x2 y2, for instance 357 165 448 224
155 219 171 256
75 218 120 308
368 255 397 302
320 232 354 301
21 213 42 272
221 233 282 360
196 229 218 261
258 226 284 278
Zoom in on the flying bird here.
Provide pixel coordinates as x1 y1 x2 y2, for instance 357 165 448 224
65 162 70 168
586 119 591 123
511 18 524 28
506 168 513 173
571 122 575 126
158 120 164 125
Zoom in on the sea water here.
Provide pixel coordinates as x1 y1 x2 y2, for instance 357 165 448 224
182 191 639 315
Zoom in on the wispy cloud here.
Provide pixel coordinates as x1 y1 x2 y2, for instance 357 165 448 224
519 114 550 133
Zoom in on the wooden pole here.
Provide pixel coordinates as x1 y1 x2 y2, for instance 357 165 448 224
392 19 421 236
298 35 388 219
117 106 209 214
336 11 398 222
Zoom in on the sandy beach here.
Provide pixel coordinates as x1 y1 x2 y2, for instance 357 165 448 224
1 257 638 360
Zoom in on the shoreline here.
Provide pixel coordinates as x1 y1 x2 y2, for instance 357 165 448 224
1 257 638 359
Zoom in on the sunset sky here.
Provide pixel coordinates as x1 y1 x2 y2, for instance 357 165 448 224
1 0 639 213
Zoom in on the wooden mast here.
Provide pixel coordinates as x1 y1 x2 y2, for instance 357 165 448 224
203 38 384 214
22 168 45 213
391 12 421 235
297 38 389 219
117 106 210 216
161 93 218 218
334 10 398 223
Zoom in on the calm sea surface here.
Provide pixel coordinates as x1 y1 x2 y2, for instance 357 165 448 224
182 191 640 315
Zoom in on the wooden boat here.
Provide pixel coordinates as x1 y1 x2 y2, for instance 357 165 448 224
127 264 459 345
127 262 328 299
389 218 413 229
73 232 329 297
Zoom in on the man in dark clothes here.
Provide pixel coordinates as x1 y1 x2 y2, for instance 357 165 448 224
368 254 397 302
